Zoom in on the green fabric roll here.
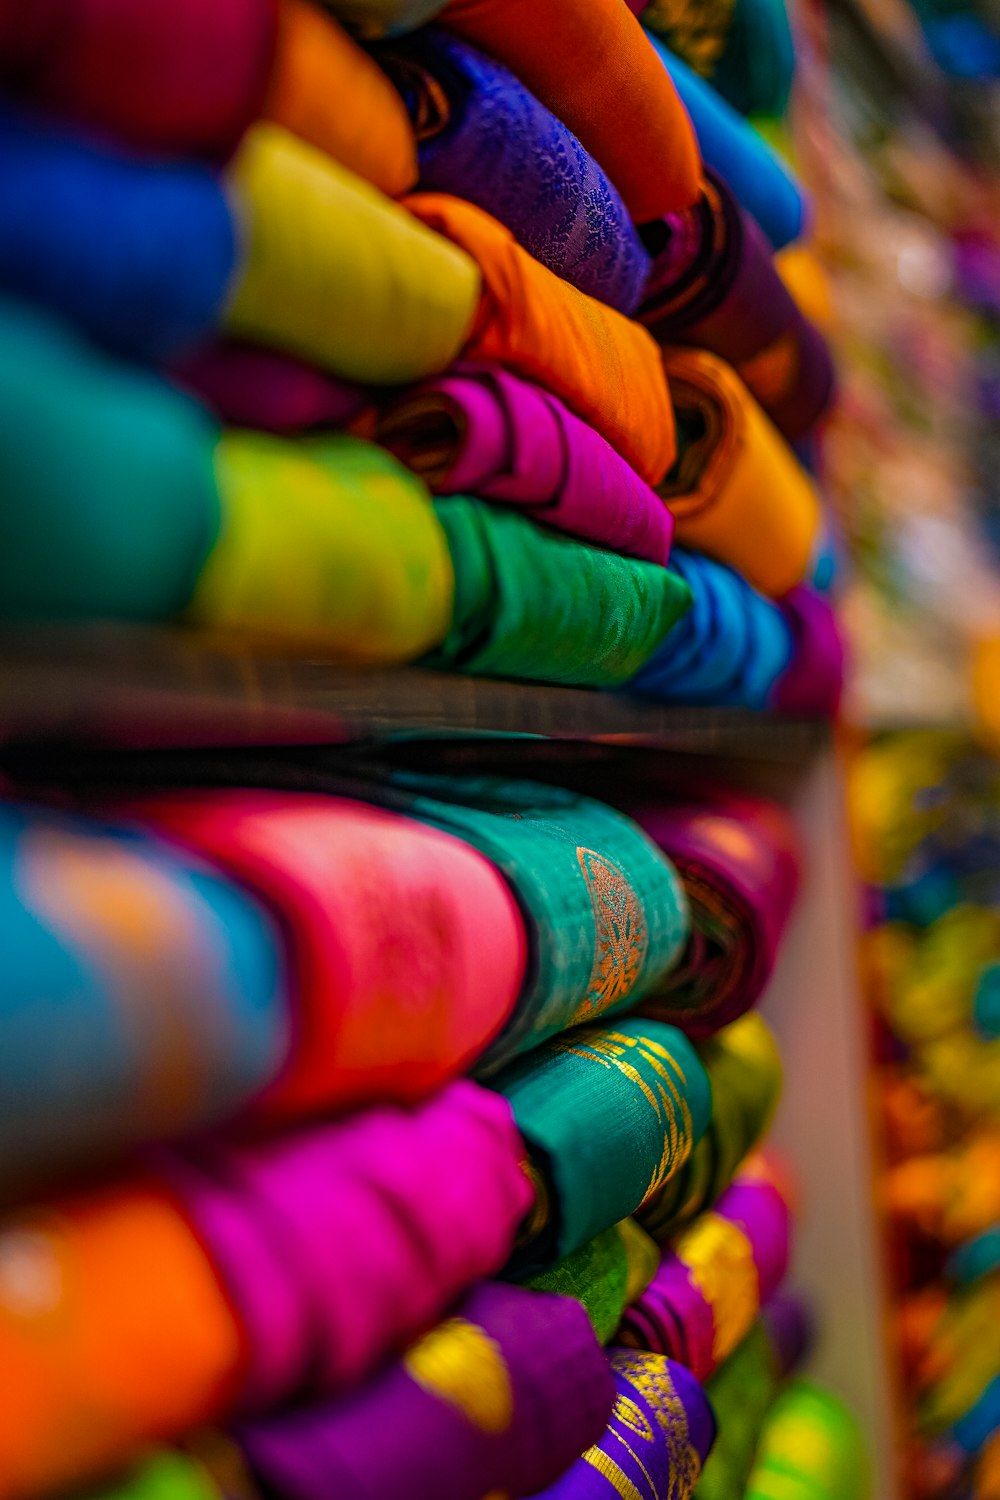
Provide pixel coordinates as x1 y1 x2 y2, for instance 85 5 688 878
495 1016 713 1269
528 1218 660 1344
744 1382 870 1500
0 295 220 621
426 496 692 686
637 1013 782 1242
79 1451 221 1500
388 774 691 1072
696 1324 780 1500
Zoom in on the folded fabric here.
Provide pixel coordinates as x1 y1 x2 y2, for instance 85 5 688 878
494 1017 712 1269
403 193 676 484
0 801 288 1195
744 1382 870 1499
128 789 526 1119
226 125 480 384
376 363 674 564
627 550 794 709
693 1322 782 1500
189 432 454 659
172 342 370 433
637 1013 782 1242
264 0 417 195
0 109 236 362
0 0 276 158
530 1351 715 1498
0 296 222 623
618 1166 792 1379
630 796 800 1037
643 0 796 117
381 774 690 1070
640 175 836 441
428 497 690 686
377 30 649 313
653 348 822 597
649 41 806 249
229 1283 615 1500
529 1220 661 1344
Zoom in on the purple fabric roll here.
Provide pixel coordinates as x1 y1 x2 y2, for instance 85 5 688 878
171 341 370 433
530 1351 715 1498
232 1282 615 1500
771 587 844 717
761 1292 815 1378
150 1081 532 1413
377 362 674 564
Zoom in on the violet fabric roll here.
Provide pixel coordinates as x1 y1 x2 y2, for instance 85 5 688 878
153 1080 532 1413
530 1351 715 1498
630 796 801 1037
377 29 650 314
772 586 845 718
377 362 674 565
231 1282 615 1500
171 342 369 433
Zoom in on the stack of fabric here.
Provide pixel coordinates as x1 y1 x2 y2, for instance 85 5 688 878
0 0 841 712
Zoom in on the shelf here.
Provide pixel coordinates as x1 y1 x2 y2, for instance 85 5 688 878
0 625 827 763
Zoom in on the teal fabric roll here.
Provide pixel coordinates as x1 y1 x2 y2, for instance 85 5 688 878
387 774 691 1071
0 295 220 621
427 496 692 686
493 1016 712 1269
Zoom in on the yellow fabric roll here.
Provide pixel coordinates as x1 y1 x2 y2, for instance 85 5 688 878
658 346 822 599
775 244 837 336
187 432 454 660
225 125 481 384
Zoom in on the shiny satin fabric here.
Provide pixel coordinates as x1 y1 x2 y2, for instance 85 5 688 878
226 125 481 384
376 363 674 565
378 29 649 313
438 0 701 221
128 789 526 1119
403 193 676 485
229 1283 615 1500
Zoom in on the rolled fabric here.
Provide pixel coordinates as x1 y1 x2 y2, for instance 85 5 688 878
377 30 649 314
437 0 701 221
0 801 288 1194
617 1167 792 1380
653 348 822 598
188 432 454 659
0 109 236 362
946 1225 1000 1288
171 342 370 433
639 174 836 441
694 1322 781 1500
229 1283 615 1500
428 497 691 687
650 42 806 249
77 1451 224 1500
771 586 845 717
643 0 796 118
376 363 674 564
0 0 276 159
630 796 801 1037
637 1013 782 1242
127 789 526 1119
226 125 480 384
952 1375 1000 1457
745 1382 870 1499
493 1017 712 1269
627 550 794 710
0 295 221 623
529 1220 662 1344
530 1351 715 1498
403 192 676 484
382 774 691 1070
264 0 418 195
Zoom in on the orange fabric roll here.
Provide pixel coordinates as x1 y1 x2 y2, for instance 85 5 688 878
438 0 701 221
403 192 676 486
657 346 822 598
0 1180 245 1500
263 0 418 196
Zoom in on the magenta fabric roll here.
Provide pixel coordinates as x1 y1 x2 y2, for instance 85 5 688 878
231 1282 615 1500
772 587 844 717
171 342 370 433
151 1081 532 1413
376 362 674 565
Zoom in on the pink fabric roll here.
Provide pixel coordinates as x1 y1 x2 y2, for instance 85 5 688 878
171 342 370 433
773 588 845 717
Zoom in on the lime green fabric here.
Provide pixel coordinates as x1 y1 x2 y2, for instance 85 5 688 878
427 496 692 686
528 1218 660 1344
745 1382 870 1500
696 1324 779 1500
81 1451 221 1500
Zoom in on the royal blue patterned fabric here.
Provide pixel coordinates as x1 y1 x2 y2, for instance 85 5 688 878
377 29 651 314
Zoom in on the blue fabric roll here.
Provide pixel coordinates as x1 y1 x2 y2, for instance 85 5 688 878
0 801 290 1192
646 39 807 249
0 108 237 361
627 549 793 707
946 1226 1000 1287
378 29 650 314
953 1373 1000 1455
